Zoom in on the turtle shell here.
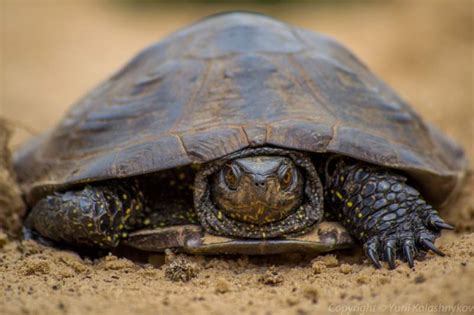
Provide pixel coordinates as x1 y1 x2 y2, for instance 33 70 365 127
15 12 466 207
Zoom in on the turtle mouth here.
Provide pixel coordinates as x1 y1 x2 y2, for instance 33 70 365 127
223 202 295 225
193 147 324 239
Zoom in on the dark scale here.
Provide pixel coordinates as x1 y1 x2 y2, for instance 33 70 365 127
323 157 453 269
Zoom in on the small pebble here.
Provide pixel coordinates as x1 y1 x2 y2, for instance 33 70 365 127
414 274 426 284
258 269 284 286
339 264 353 274
312 254 339 267
215 277 231 294
164 257 199 282
312 263 327 274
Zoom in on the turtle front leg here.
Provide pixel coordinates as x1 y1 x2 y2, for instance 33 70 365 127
324 158 454 269
25 182 146 248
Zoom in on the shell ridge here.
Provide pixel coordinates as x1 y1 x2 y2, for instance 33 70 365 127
174 134 190 160
169 59 214 133
286 54 337 120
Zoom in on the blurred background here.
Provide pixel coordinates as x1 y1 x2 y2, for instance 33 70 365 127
1 0 472 156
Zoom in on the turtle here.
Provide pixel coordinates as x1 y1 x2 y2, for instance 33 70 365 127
14 12 466 269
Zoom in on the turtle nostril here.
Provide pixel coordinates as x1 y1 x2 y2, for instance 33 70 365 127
254 180 266 187
253 175 267 188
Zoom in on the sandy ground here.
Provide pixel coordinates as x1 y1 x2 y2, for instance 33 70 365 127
1 1 473 314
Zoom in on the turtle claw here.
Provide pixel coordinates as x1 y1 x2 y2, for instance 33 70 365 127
364 238 381 269
426 214 455 231
402 240 415 268
383 241 397 269
433 221 454 231
420 238 445 257
368 250 382 269
362 227 445 270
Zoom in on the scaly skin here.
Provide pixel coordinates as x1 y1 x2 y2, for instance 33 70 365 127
25 181 146 248
324 157 454 269
25 179 198 248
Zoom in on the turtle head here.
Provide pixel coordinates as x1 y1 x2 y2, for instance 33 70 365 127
193 148 323 239
211 156 304 225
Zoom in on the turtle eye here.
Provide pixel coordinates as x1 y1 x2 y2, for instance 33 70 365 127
223 164 240 190
279 167 294 190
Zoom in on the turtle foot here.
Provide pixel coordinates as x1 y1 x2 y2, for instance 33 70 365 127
24 183 146 249
323 157 454 270
363 214 452 269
